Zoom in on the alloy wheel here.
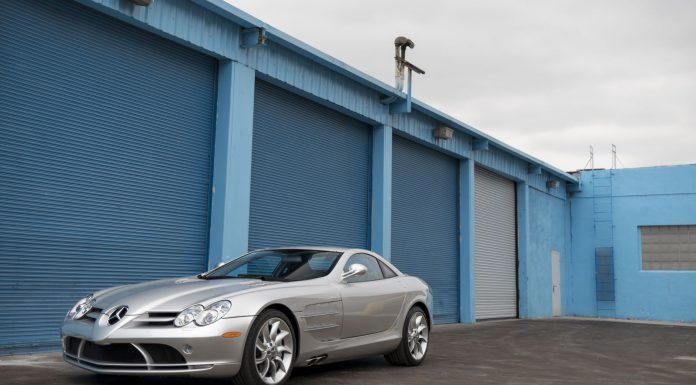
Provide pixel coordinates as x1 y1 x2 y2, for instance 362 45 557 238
407 311 428 360
254 317 294 384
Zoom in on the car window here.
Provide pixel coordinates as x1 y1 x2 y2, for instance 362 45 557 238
208 250 341 281
343 254 384 283
245 255 281 276
379 261 397 278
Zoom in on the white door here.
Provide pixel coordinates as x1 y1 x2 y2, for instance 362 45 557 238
551 250 561 317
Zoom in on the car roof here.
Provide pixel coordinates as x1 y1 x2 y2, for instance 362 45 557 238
258 246 356 253
251 246 402 275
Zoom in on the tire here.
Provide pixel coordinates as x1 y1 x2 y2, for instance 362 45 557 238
233 309 296 385
385 306 429 366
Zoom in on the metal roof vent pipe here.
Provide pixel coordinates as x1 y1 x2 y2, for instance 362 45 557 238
387 36 425 113
394 36 414 91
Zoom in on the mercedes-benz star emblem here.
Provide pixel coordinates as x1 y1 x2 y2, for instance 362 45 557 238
107 305 128 325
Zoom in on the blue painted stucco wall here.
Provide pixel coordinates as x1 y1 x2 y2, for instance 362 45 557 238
569 165 696 322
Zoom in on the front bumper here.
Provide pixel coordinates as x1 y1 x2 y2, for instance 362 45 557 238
61 315 254 378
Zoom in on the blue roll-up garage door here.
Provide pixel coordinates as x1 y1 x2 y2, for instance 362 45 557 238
249 81 370 250
0 1 216 353
391 135 459 324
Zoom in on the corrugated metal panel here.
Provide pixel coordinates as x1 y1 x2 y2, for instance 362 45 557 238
244 44 390 124
77 0 577 189
391 135 459 324
0 0 216 352
392 114 567 200
475 166 518 319
80 0 239 59
248 80 370 250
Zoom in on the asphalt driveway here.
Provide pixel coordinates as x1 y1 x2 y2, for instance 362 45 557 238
2 319 695 385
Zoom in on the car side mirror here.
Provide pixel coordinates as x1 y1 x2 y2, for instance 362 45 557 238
341 263 368 281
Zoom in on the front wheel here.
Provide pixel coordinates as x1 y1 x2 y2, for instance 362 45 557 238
385 306 429 366
233 309 295 385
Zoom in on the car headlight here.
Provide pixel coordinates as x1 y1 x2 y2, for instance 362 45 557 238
195 300 232 326
174 300 232 327
67 294 95 320
174 304 205 327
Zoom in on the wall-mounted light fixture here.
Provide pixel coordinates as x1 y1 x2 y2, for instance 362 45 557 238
546 180 560 189
433 126 454 140
241 28 268 48
130 0 153 6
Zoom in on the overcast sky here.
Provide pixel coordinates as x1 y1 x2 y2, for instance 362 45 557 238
229 0 696 171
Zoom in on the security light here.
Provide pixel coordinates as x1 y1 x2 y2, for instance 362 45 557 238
433 126 454 140
547 180 560 189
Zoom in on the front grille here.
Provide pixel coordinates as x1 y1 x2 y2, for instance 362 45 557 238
63 337 189 370
130 312 178 327
141 344 186 364
65 336 81 356
82 341 145 364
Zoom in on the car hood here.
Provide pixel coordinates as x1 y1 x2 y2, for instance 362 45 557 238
93 277 282 315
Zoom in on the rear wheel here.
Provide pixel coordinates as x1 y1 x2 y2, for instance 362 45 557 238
385 306 429 366
233 309 295 385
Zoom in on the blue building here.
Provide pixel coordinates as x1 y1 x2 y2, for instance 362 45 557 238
0 0 694 355
569 165 696 322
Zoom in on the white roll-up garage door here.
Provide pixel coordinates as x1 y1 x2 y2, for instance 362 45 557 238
474 167 518 319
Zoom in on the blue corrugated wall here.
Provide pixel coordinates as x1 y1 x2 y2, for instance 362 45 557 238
248 81 371 250
0 0 588 357
391 135 460 324
0 0 217 353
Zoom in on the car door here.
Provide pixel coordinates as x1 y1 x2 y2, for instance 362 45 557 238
338 253 405 338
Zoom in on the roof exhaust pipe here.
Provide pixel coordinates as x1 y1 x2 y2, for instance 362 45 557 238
385 36 425 113
394 36 415 91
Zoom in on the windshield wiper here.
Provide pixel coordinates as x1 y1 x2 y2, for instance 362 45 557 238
237 274 287 281
260 276 288 282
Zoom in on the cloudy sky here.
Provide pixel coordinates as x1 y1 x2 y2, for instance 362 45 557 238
229 0 696 171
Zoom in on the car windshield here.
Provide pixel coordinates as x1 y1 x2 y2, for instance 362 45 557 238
202 249 342 282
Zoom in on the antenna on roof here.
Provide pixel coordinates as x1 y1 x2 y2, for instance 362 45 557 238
611 144 626 169
583 145 594 170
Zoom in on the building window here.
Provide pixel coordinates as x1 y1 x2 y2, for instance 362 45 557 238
641 225 696 270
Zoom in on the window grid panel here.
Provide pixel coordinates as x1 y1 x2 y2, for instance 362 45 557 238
641 225 696 270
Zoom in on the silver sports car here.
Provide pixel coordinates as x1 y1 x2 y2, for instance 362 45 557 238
61 247 433 385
